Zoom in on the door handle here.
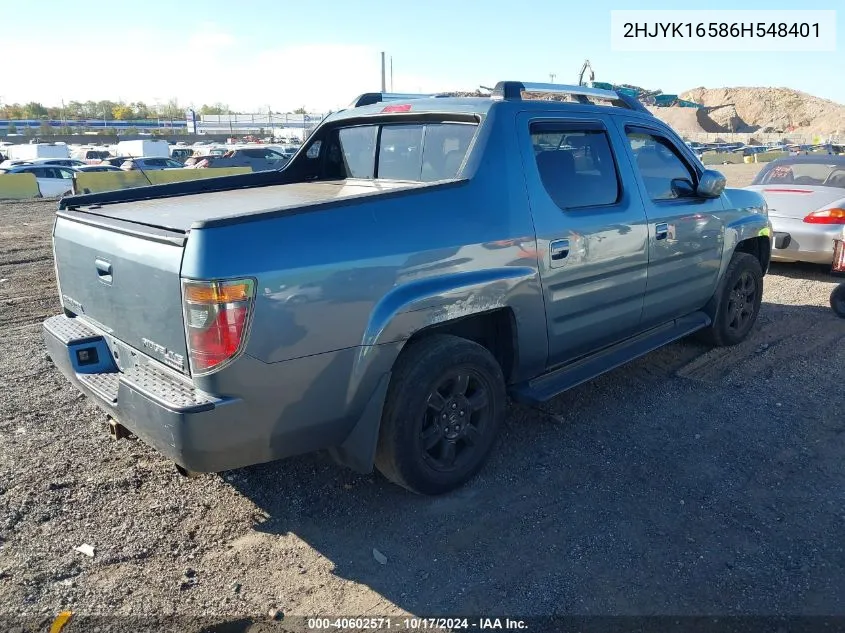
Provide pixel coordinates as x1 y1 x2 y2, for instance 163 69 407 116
655 223 669 241
550 239 570 261
95 258 112 284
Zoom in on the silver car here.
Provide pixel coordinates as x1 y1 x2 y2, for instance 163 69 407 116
745 156 845 264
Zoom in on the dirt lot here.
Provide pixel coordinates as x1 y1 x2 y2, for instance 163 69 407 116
1 166 844 632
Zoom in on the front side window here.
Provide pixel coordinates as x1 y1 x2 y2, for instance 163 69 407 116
626 130 697 201
530 125 620 209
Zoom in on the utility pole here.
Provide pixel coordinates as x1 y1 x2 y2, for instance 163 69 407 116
390 56 394 92
380 51 386 92
549 73 556 83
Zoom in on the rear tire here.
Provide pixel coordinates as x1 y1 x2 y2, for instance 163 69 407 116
831 284 845 319
375 334 506 495
699 252 764 347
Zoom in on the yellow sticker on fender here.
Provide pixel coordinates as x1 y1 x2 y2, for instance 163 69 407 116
758 227 771 237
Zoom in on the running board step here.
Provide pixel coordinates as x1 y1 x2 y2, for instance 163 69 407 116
510 311 711 404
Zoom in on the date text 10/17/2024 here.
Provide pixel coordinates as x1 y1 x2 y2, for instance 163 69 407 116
307 617 529 630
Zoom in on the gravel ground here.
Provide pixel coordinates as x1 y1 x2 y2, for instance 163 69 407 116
1 169 844 632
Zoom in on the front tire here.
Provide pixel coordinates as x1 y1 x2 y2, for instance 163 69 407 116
699 252 764 347
375 335 506 495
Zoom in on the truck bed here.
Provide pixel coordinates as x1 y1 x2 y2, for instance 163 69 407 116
69 179 432 232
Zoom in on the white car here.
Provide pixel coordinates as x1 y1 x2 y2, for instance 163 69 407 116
0 164 77 197
745 156 845 264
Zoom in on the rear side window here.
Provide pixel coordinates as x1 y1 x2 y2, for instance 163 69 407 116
626 130 697 200
420 123 476 182
378 125 423 180
338 126 378 178
530 124 620 209
325 121 476 182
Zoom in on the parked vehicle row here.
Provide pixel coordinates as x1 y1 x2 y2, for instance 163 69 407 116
0 162 122 196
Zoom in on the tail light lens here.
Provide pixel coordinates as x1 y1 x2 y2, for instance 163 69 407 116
803 208 845 224
182 278 255 375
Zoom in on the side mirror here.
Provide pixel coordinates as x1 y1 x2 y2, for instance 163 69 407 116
697 169 726 198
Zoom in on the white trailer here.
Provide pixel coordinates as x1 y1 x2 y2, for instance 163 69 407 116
6 143 70 161
115 139 170 158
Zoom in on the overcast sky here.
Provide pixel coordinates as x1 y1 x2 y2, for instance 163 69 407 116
1 0 842 113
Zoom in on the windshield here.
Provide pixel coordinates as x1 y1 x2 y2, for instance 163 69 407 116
754 161 845 189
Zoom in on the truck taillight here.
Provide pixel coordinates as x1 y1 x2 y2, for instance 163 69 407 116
181 278 255 375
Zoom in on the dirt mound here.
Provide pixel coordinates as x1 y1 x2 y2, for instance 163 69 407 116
648 106 727 134
681 87 845 134
446 86 845 136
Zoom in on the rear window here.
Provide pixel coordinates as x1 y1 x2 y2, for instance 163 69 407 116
754 161 845 189
328 122 476 182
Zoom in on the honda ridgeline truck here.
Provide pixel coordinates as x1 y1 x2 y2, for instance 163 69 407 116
43 82 772 494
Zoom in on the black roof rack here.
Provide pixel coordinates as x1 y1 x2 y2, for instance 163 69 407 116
348 92 448 108
491 81 651 115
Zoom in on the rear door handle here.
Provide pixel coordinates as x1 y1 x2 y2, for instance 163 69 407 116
655 223 669 241
95 258 112 284
550 239 570 261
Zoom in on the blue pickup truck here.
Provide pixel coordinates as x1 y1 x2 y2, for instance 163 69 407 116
44 82 772 494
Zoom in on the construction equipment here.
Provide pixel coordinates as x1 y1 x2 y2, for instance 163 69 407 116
577 59 594 87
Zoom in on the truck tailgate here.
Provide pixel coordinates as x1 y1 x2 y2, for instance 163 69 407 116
53 213 189 374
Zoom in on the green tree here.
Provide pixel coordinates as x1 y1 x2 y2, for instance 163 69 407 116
96 101 118 120
39 120 54 136
24 102 48 118
199 103 228 115
132 102 151 119
7 123 17 134
293 106 308 114
81 101 98 118
66 101 85 120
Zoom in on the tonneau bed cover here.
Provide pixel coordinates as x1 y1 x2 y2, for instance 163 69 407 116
64 179 432 232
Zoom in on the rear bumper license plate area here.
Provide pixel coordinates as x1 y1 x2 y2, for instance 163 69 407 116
43 314 215 413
